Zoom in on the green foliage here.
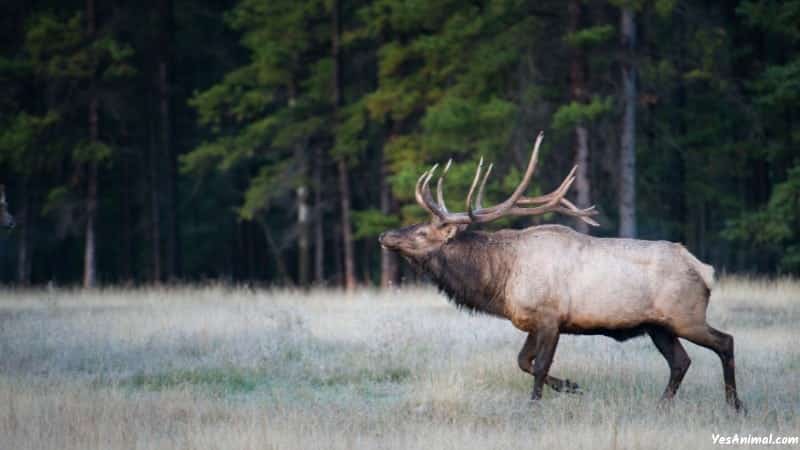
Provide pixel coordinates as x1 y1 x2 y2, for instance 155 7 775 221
238 161 292 220
684 27 730 89
25 13 89 79
738 0 800 40
421 95 516 156
183 0 360 226
551 97 613 131
332 100 368 163
606 0 646 10
724 166 800 271
366 0 537 225
0 112 59 172
73 140 112 164
3 7 134 208
42 185 75 216
25 12 134 81
4 0 800 285
565 25 615 47
755 57 800 107
653 0 677 17
353 208 400 239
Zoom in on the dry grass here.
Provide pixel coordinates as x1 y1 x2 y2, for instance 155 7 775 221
0 277 799 449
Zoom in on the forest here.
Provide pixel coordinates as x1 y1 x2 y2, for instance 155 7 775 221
0 0 798 287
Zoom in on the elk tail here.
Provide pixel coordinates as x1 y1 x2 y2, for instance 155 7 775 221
679 245 715 290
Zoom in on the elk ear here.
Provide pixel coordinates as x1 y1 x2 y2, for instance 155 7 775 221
440 223 464 242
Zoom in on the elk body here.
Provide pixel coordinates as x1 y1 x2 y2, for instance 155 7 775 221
379 132 743 410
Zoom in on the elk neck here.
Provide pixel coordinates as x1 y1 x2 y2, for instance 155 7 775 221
417 231 511 317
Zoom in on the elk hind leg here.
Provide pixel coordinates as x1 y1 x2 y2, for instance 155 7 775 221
648 326 691 401
678 324 743 411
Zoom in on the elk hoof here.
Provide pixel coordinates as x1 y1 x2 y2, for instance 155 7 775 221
562 379 581 394
656 397 675 411
549 378 581 394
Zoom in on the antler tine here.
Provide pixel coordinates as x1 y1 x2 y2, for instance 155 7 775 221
465 156 484 218
422 163 439 210
559 198 600 226
421 163 451 221
474 163 493 210
516 165 578 205
436 159 453 213
470 130 544 223
414 161 472 225
504 162 599 226
413 130 600 227
503 196 599 225
544 167 576 206
520 166 576 209
414 168 434 215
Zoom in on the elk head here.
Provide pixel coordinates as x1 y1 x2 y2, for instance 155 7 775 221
0 185 14 229
378 132 598 262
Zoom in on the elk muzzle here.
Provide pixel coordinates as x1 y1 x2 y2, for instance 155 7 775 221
379 227 415 252
378 230 395 250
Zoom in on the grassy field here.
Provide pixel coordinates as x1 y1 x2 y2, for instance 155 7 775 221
0 278 798 449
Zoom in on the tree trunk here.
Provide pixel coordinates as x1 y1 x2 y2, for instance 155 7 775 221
569 0 591 234
313 147 325 284
361 240 370 284
380 148 399 287
332 0 357 291
297 184 310 286
120 145 132 283
16 180 31 285
676 14 688 246
159 0 179 281
257 219 291 285
149 104 161 283
618 7 637 238
574 126 590 230
83 0 98 288
289 84 310 287
332 223 342 285
246 221 255 280
84 162 98 287
337 160 357 290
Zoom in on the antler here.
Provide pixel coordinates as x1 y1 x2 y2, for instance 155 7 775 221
414 131 599 227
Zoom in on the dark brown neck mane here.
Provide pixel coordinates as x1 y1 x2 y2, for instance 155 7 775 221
413 231 510 317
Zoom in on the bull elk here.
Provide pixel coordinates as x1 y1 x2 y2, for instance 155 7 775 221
379 132 743 410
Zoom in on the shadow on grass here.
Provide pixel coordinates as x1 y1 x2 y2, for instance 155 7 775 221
120 365 413 397
122 368 262 394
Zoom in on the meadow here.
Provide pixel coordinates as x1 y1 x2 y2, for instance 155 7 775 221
0 278 798 449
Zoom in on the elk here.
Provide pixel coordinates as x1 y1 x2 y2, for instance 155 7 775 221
379 132 743 410
0 185 14 229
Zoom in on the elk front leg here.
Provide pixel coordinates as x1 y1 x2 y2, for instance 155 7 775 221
518 333 580 393
529 326 560 401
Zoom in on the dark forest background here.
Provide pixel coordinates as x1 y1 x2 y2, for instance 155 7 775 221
1 0 798 287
